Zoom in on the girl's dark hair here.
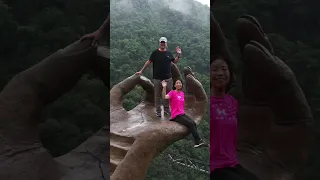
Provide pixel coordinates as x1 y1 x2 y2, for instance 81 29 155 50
211 55 235 92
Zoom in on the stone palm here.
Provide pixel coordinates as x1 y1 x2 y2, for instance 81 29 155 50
110 64 208 180
211 12 313 180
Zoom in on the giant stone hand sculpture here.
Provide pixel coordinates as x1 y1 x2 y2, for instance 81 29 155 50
211 11 313 180
110 64 208 180
0 40 109 180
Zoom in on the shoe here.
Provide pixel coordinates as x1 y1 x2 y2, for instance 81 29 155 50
164 111 171 116
194 139 209 148
156 112 161 117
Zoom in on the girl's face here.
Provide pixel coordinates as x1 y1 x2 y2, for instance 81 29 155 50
174 80 183 90
211 59 230 90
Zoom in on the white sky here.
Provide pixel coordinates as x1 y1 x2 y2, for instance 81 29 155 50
194 0 210 7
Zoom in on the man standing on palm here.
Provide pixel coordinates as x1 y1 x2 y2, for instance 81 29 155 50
136 37 182 117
